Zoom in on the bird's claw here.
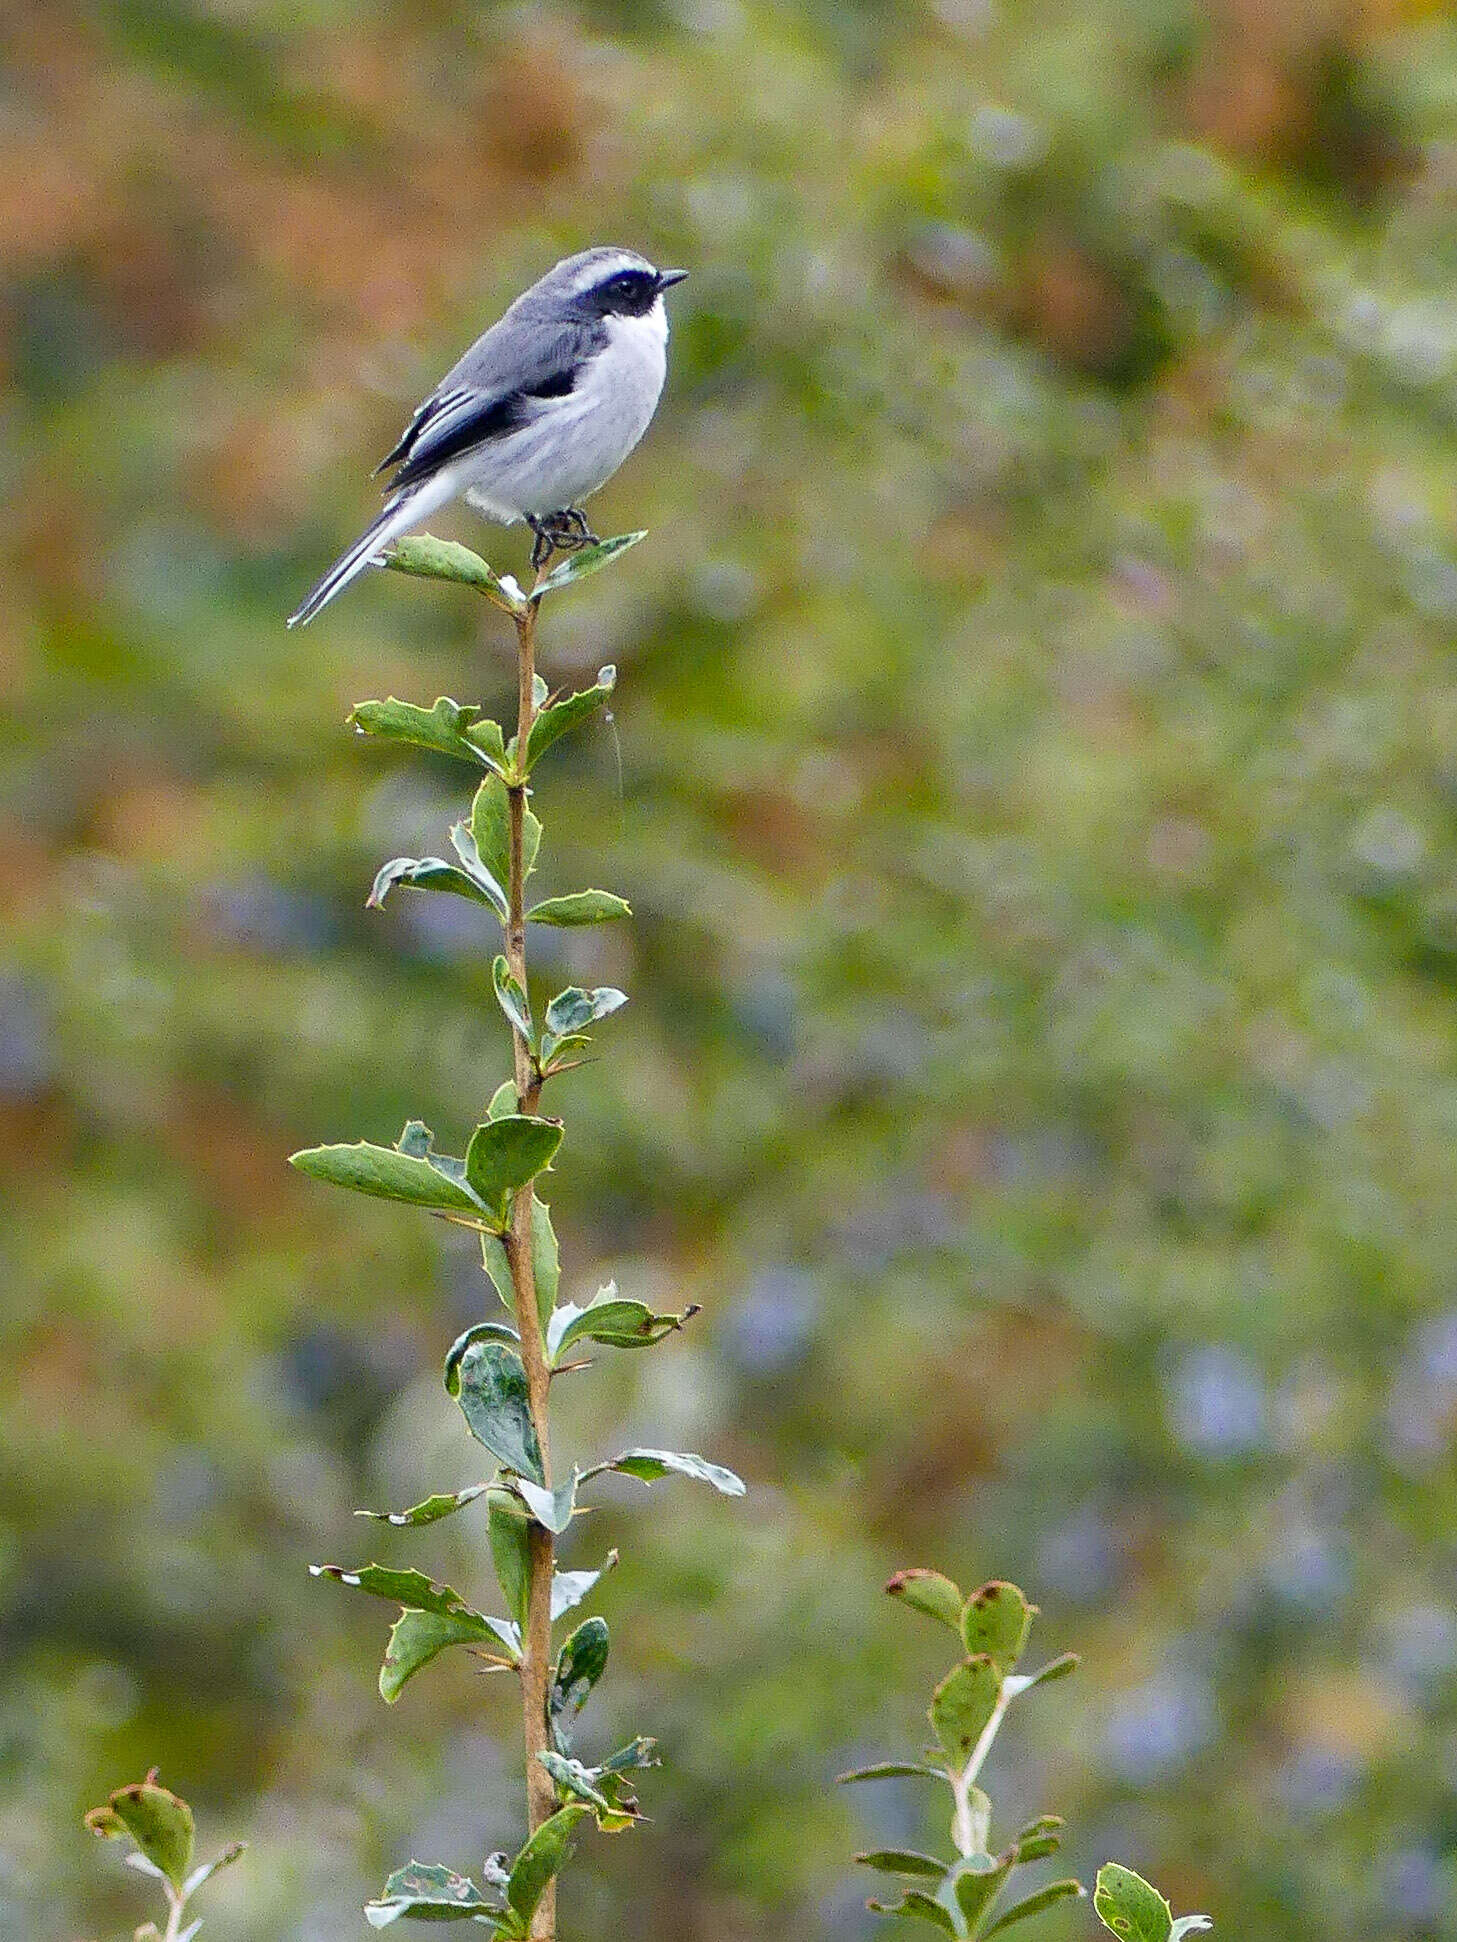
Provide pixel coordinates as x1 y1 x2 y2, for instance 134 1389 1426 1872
529 509 601 570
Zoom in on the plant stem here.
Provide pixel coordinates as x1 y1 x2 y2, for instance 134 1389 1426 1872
951 1688 1011 1856
161 1887 187 1942
503 577 557 1941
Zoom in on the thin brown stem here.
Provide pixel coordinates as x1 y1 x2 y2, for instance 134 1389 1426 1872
502 569 557 1940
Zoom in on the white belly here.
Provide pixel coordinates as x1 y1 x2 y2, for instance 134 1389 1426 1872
464 304 668 524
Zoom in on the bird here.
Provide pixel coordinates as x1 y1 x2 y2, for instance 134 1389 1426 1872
287 247 687 627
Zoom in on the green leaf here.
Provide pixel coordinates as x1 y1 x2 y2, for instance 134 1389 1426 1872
984 1881 1087 1939
464 1115 562 1222
492 957 535 1048
887 1569 966 1632
486 1080 517 1120
856 1852 948 1880
488 1489 532 1631
944 1852 1013 1933
182 1844 247 1897
1006 1653 1079 1696
381 1606 520 1701
1093 1866 1200 1942
84 1777 195 1892
838 1762 947 1784
547 1284 697 1362
535 533 645 596
383 534 529 617
1013 1817 1064 1864
537 1753 646 1832
522 667 617 772
290 1127 483 1214
961 1582 1034 1671
368 854 505 919
309 1562 489 1621
356 1485 488 1527
552 1552 617 1622
470 776 540 897
543 985 627 1044
446 823 511 916
527 889 632 927
504 1807 591 1933
1169 1921 1213 1940
930 1656 1001 1764
348 695 508 773
479 1198 558 1332
447 1337 545 1482
513 1470 578 1533
866 1890 958 1935
553 1616 609 1723
583 1448 745 1496
365 1860 500 1927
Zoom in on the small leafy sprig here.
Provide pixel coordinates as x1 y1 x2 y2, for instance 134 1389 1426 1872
841 1570 1210 1942
290 532 743 1937
85 1773 244 1941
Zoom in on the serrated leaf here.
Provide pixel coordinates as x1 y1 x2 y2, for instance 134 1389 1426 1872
365 1859 500 1927
528 890 632 926
513 1470 579 1533
887 1569 965 1631
867 1889 958 1935
492 957 534 1047
1093 1865 1187 1942
583 1448 745 1496
930 1656 1001 1764
348 696 508 773
182 1844 247 1897
553 1616 609 1725
547 1285 696 1362
85 1778 194 1892
984 1880 1087 1938
381 1606 520 1700
543 985 628 1043
446 1337 544 1482
505 1807 590 1931
1004 1653 1079 1697
522 667 617 772
535 533 645 596
470 776 540 897
488 1489 532 1631
856 1852 947 1880
357 1485 489 1528
464 1115 562 1221
368 854 505 919
309 1562 485 1621
551 1552 617 1622
838 1762 947 1784
383 534 529 617
289 1131 483 1214
961 1582 1034 1671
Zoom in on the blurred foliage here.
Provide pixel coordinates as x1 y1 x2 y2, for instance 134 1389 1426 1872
3 0 1457 1937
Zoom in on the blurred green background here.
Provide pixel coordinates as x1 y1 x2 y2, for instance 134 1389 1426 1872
5 0 1457 1936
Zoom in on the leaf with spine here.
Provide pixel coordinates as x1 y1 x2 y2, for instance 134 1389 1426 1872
1013 1817 1064 1864
887 1569 965 1632
464 1115 562 1223
488 1489 532 1631
364 1859 500 1927
381 1607 521 1700
480 1198 559 1332
368 854 506 920
535 533 645 595
356 1485 489 1527
182 1845 247 1897
522 667 617 771
941 1853 1012 1934
552 1552 617 1622
601 1735 659 1774
582 1448 745 1496
290 1126 483 1214
528 889 632 926
492 957 534 1048
961 1581 1034 1671
553 1617 609 1725
856 1852 948 1880
537 1753 643 1832
866 1889 958 1935
984 1881 1088 1938
309 1562 493 1621
446 1338 544 1482
502 1806 591 1937
513 1470 578 1534
383 533 529 617
930 1655 1001 1764
1004 1653 1080 1697
1094 1866 1210 1942
471 775 541 896
542 985 627 1048
547 1284 697 1362
84 1777 194 1892
348 695 509 773
838 1761 947 1784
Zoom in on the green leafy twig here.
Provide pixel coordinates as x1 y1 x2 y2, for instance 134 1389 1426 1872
85 1774 244 1941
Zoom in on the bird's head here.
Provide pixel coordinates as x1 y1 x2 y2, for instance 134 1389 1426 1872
535 247 689 322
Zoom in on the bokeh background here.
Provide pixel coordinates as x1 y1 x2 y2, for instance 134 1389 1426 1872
5 0 1457 1936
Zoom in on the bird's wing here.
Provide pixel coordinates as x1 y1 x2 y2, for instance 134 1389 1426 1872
376 315 603 494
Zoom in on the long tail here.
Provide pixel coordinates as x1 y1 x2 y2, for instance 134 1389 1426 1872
287 476 452 628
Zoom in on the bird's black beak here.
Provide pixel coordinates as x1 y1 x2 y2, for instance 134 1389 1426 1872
656 268 689 292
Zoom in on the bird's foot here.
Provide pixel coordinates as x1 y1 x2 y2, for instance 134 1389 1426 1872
528 509 600 569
